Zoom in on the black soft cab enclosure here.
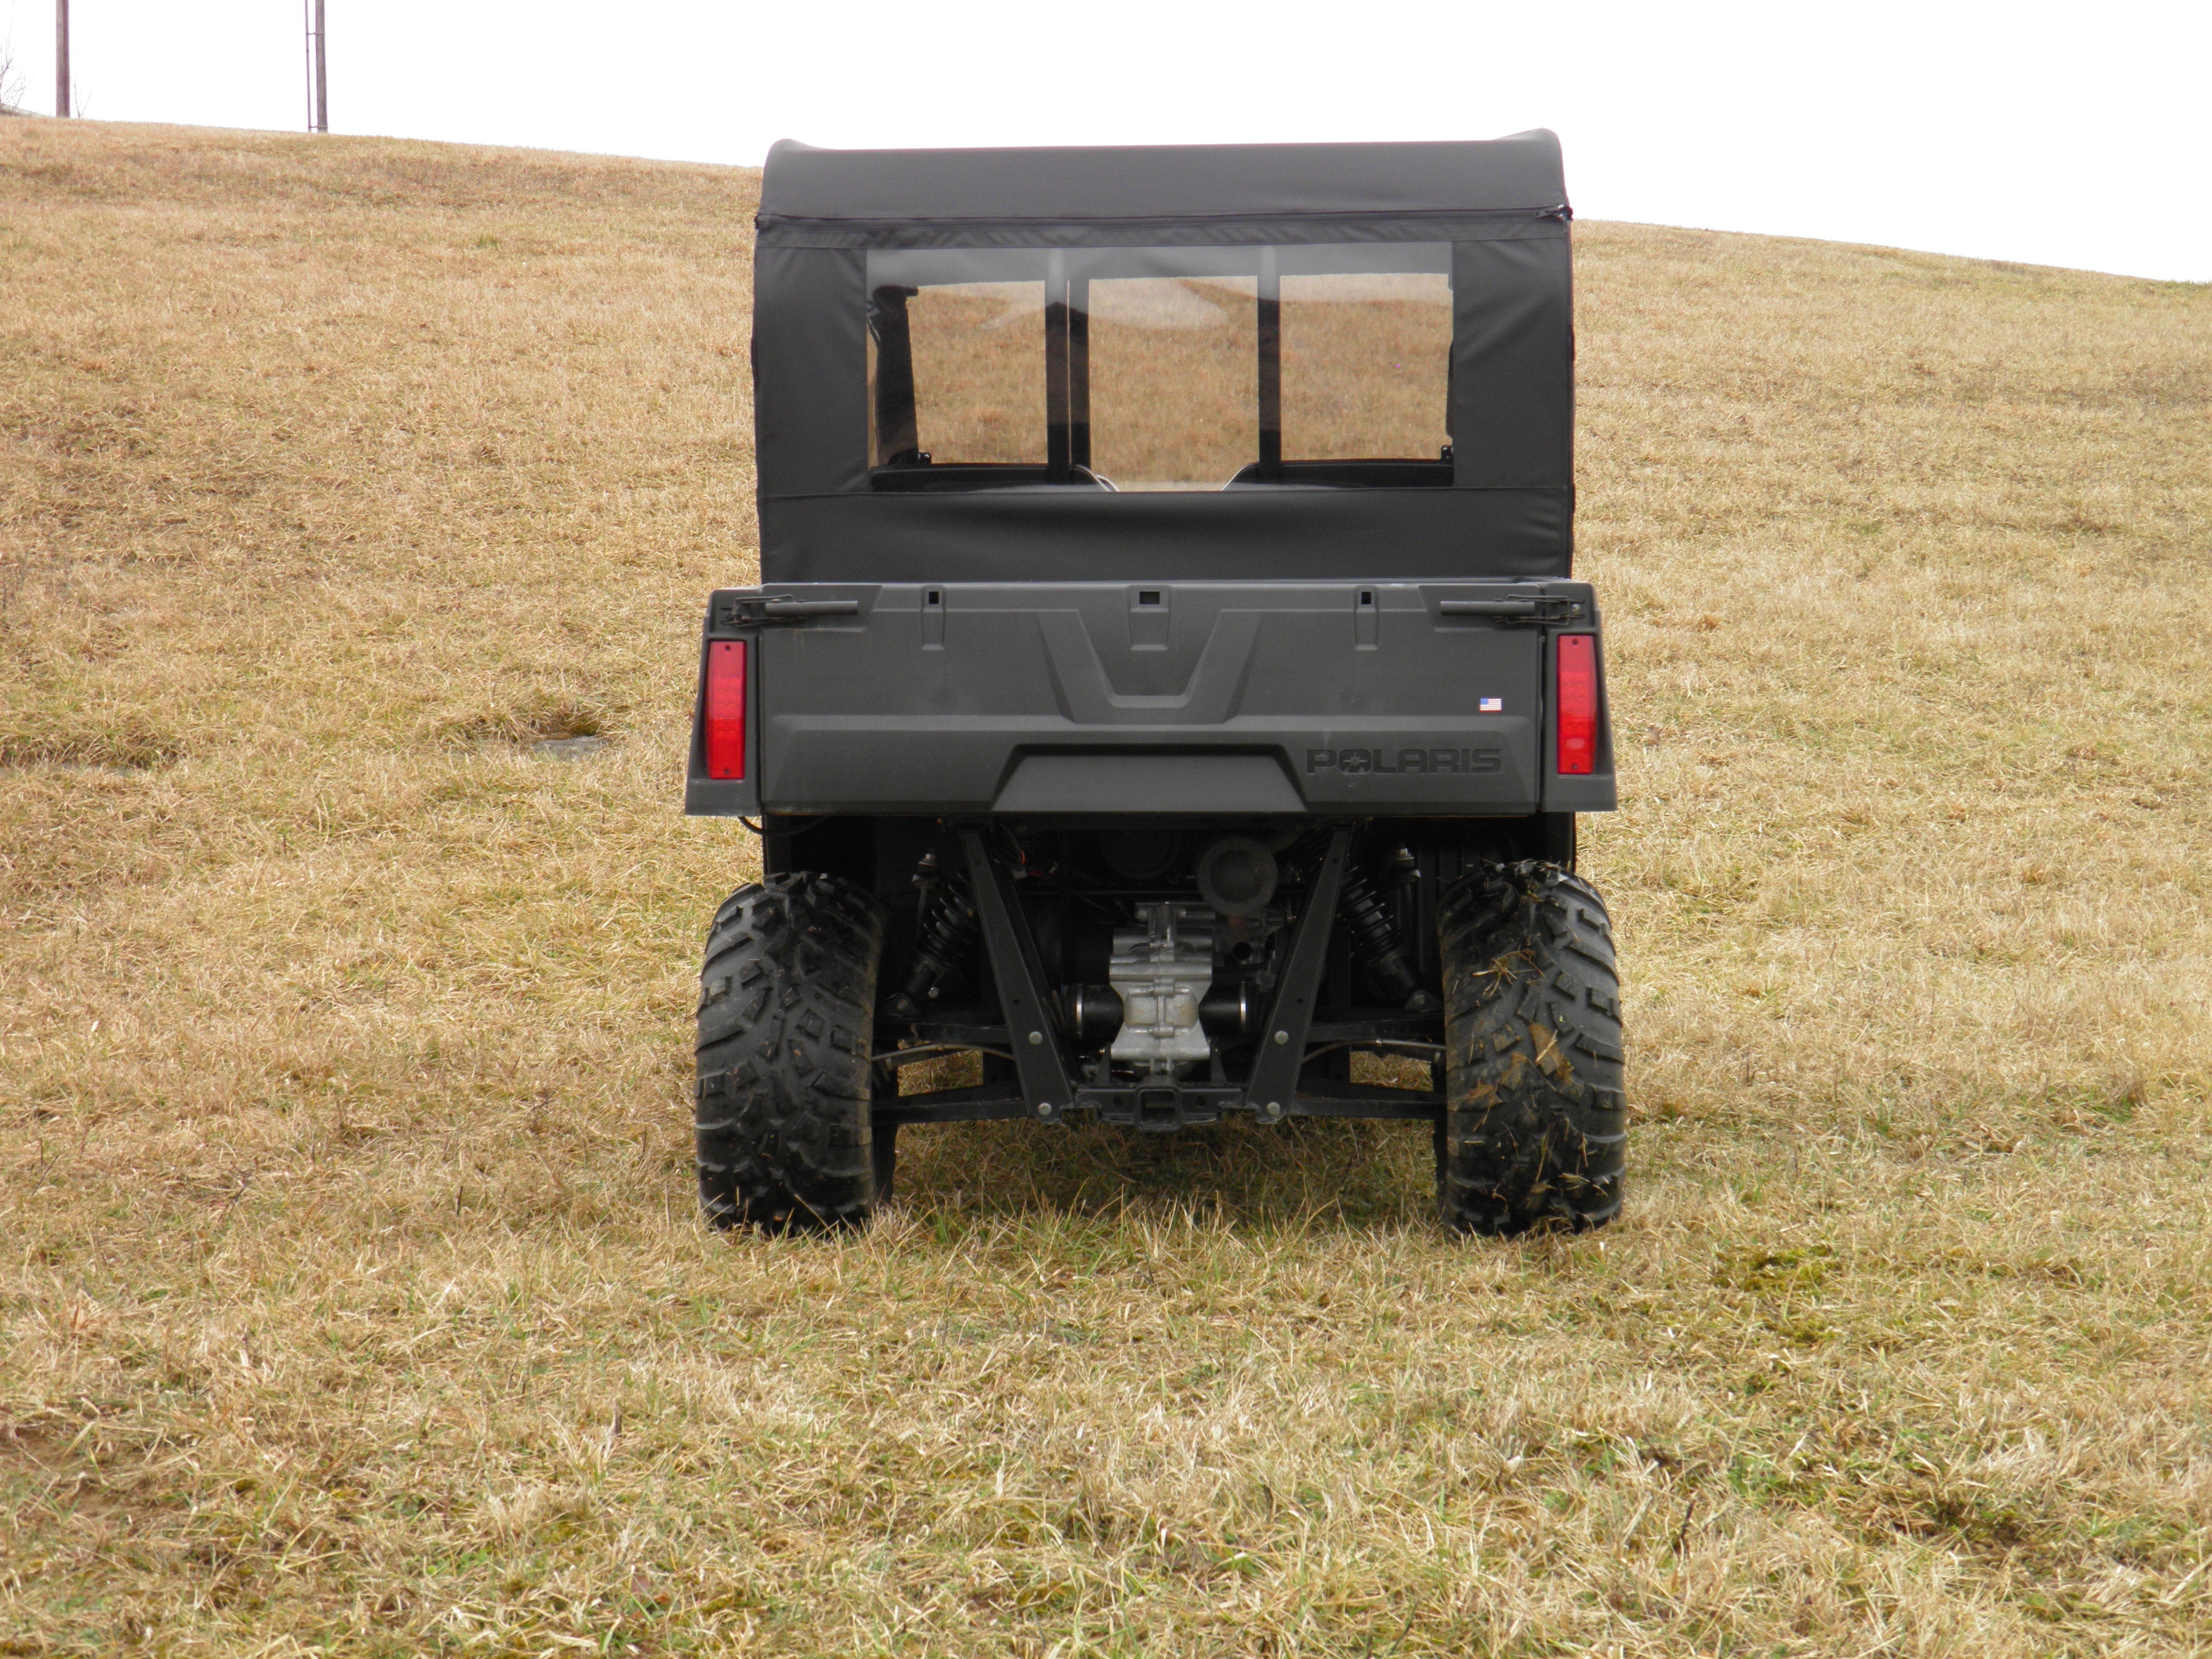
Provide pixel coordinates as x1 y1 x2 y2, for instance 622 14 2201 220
688 131 1614 823
681 135 1625 1241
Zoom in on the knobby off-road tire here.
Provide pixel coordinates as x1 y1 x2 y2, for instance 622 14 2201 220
695 873 886 1232
1436 861 1627 1236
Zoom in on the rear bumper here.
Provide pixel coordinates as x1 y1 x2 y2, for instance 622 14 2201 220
758 720 1537 816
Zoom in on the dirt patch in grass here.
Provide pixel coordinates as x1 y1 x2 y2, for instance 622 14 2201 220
433 690 613 749
0 723 185 769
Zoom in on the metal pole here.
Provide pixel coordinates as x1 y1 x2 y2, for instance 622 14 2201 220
1043 250 1070 482
55 0 70 117
1256 247 1282 481
313 0 327 132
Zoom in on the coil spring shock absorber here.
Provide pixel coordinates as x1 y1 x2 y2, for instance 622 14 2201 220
886 870 981 1020
1338 864 1440 1014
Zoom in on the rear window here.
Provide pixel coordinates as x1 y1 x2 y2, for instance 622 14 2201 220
865 245 1453 492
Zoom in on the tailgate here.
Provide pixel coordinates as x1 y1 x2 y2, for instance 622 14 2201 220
685 580 1612 818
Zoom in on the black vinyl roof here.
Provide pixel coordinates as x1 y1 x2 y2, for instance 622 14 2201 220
758 132 1567 224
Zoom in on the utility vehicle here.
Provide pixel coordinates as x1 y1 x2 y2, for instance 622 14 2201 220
685 133 1623 1234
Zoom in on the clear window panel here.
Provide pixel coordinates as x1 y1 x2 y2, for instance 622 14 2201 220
1280 271 1453 462
866 245 1452 491
1086 275 1256 489
872 281 1046 466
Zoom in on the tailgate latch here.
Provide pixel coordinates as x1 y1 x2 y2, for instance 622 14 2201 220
1439 595 1588 625
713 594 864 628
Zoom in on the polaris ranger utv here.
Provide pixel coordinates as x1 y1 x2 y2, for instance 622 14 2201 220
686 132 1623 1235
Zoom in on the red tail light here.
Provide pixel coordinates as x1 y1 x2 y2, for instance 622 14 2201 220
704 640 746 779
1555 634 1598 776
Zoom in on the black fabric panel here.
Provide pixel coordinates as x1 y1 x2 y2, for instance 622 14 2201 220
757 212 1564 252
753 246 868 497
761 134 1565 224
1452 235 1574 492
758 489 1571 584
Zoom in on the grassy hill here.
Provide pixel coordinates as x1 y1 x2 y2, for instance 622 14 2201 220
3 120 2208 1655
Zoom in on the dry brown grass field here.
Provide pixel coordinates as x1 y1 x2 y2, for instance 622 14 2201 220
3 121 2209 1656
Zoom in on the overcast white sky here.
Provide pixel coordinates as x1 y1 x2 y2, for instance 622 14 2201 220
5 0 2206 280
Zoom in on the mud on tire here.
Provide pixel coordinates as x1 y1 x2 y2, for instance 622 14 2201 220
695 873 886 1232
1436 860 1627 1236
